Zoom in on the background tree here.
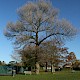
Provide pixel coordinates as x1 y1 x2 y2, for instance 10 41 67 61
0 61 6 65
67 52 76 65
60 47 69 63
72 60 80 70
4 0 77 74
17 46 38 67
40 41 61 72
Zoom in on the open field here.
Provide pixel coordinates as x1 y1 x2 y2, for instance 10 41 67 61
0 71 80 80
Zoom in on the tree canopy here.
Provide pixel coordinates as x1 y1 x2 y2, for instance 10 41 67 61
4 0 77 48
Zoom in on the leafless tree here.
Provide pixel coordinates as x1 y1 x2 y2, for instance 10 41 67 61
4 0 77 74
41 42 69 72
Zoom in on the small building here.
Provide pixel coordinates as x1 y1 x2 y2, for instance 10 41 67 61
0 65 12 75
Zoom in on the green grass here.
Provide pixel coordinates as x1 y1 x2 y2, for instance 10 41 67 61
0 71 80 80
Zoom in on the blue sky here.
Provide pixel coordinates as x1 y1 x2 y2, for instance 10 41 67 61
0 0 80 63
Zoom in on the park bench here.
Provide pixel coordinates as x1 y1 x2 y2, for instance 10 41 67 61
24 71 32 75
71 70 75 73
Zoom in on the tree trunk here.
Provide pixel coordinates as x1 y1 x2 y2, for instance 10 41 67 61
35 62 40 74
45 62 48 72
51 63 55 73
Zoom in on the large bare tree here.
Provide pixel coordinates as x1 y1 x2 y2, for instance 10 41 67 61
4 0 77 74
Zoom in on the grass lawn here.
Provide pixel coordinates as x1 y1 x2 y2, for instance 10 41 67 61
0 71 80 80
